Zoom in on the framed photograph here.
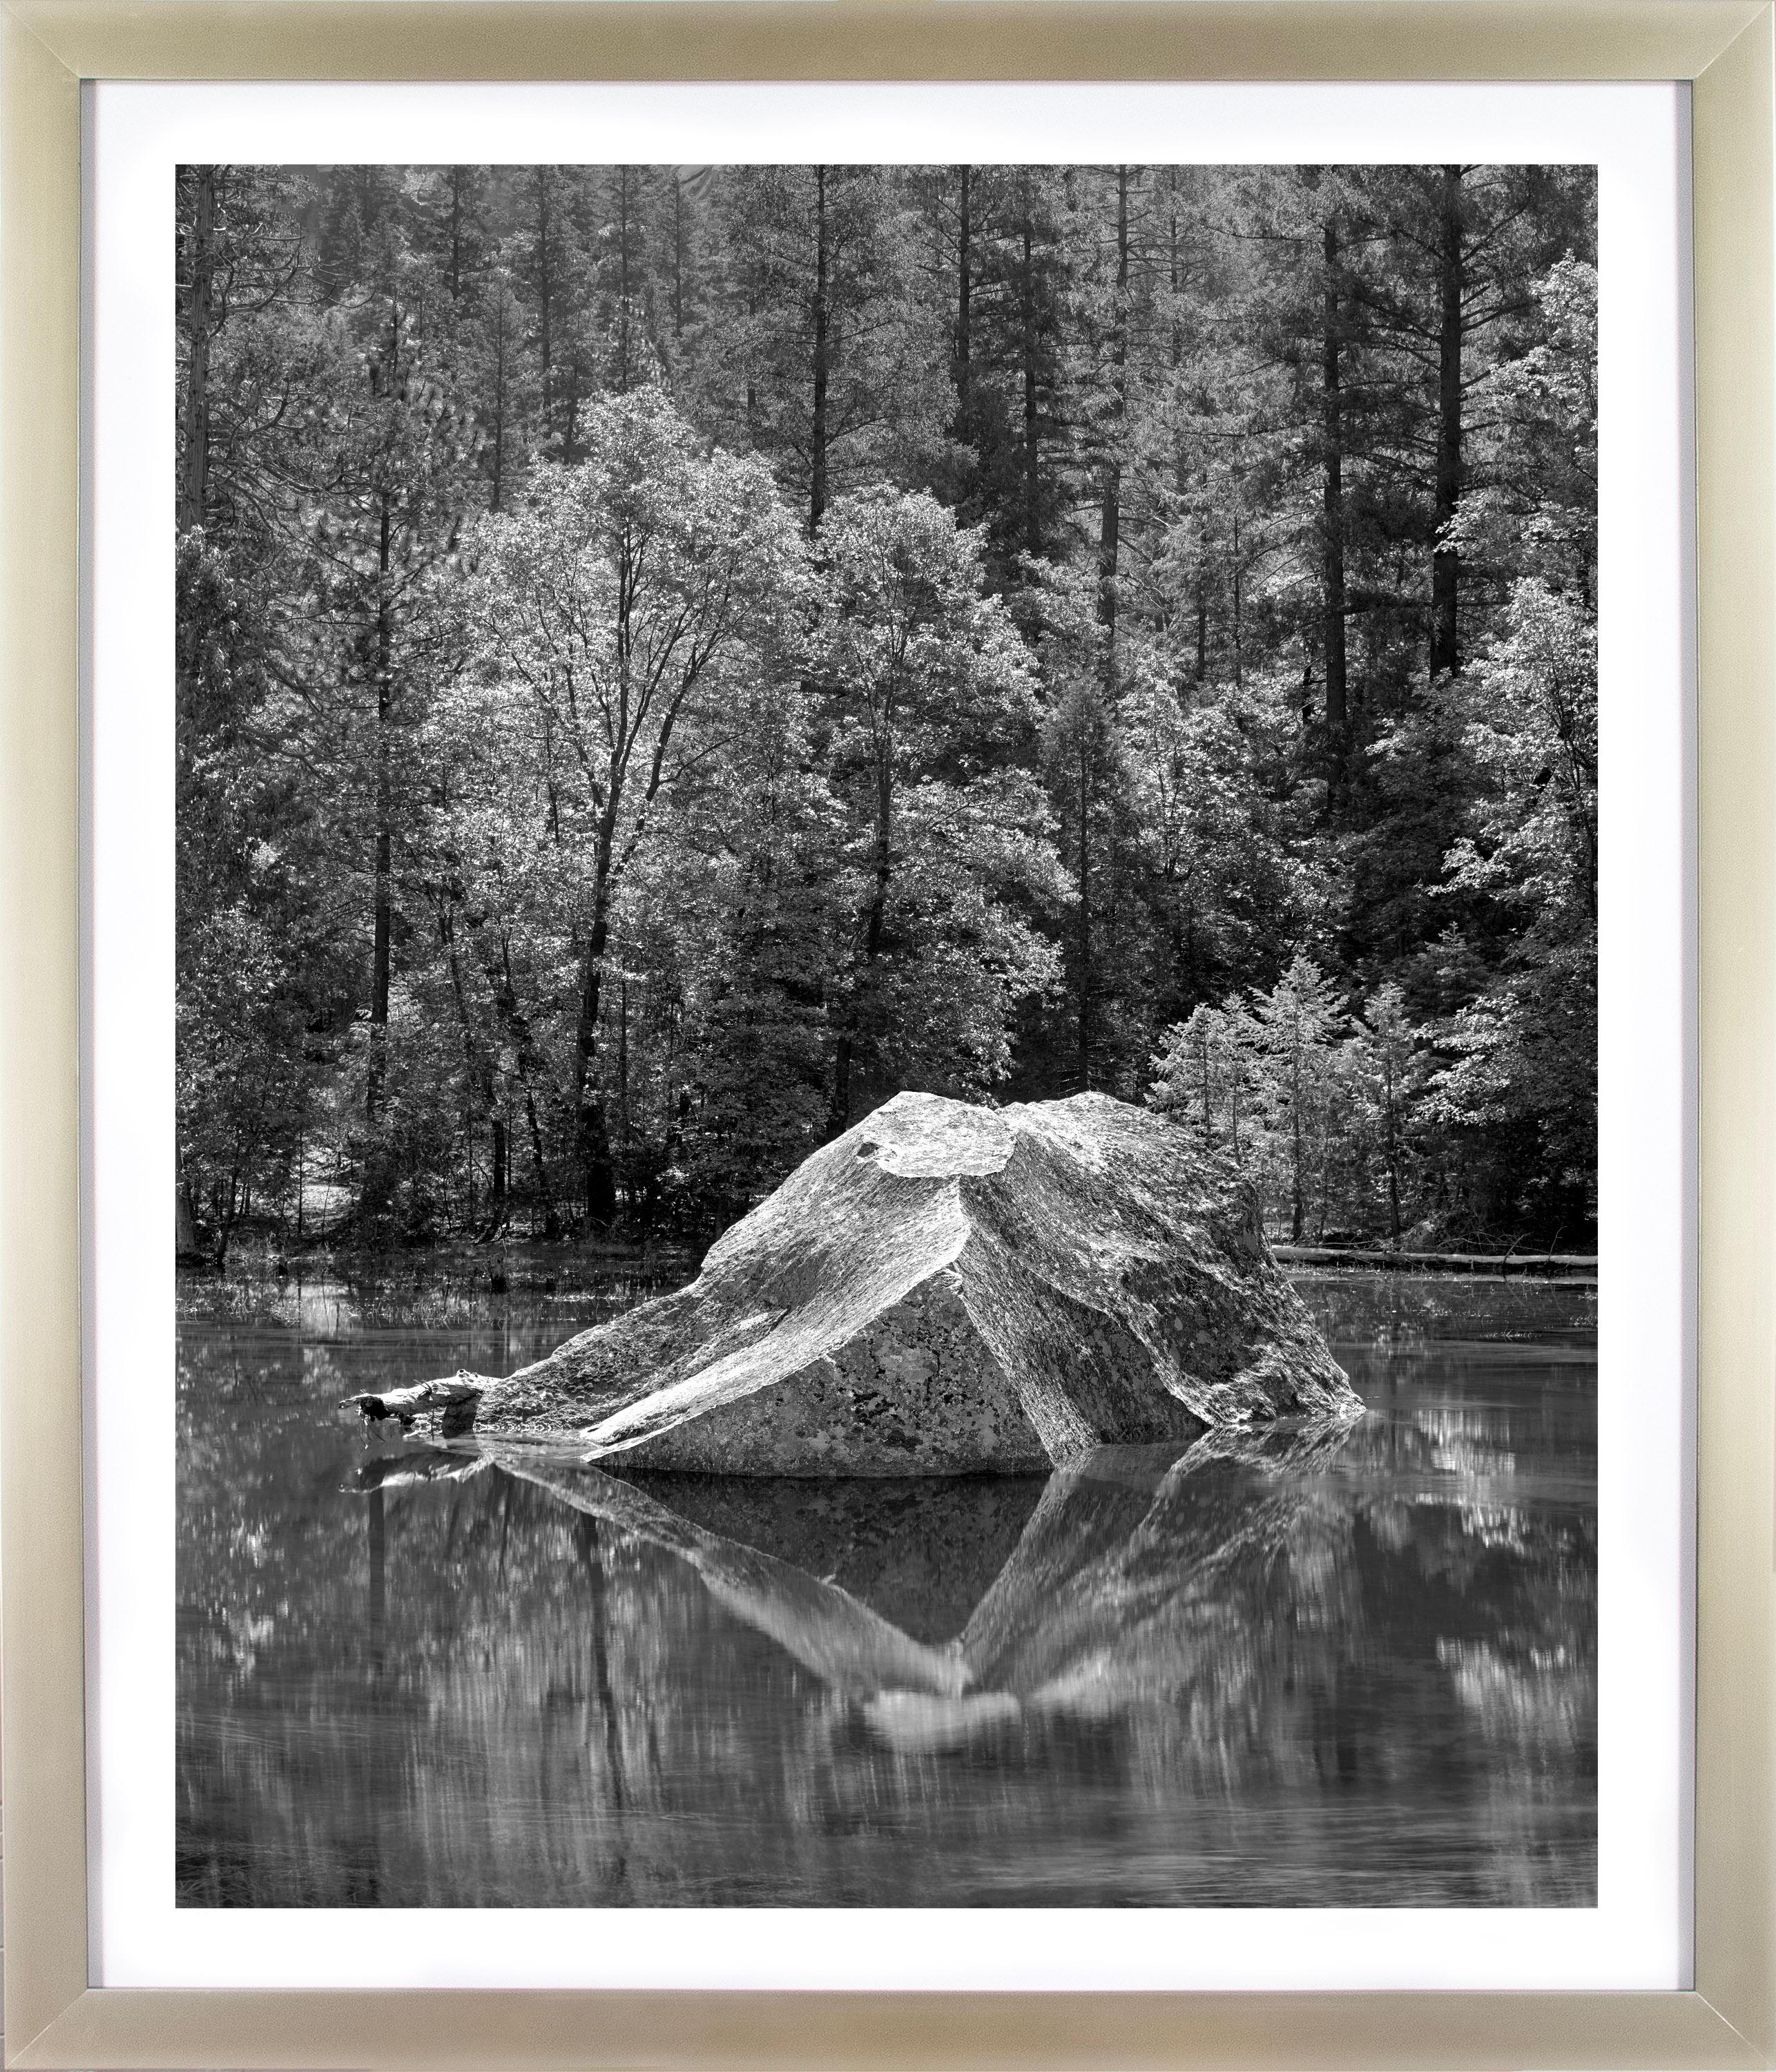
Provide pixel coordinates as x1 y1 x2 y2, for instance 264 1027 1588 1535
3 3 1772 2066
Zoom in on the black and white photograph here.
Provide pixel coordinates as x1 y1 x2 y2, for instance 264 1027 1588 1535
173 156 1599 1912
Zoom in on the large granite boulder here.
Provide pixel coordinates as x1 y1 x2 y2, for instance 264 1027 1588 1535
438 1091 1357 1473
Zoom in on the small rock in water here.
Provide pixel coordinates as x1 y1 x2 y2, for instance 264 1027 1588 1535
449 1091 1359 1474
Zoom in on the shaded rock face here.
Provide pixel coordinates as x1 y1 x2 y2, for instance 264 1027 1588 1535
474 1091 1358 1473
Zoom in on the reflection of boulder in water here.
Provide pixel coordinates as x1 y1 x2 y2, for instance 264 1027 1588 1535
443 1093 1357 1471
863 1689 1023 1754
345 1447 491 1495
479 1415 1362 1742
360 1404 1591 1796
298 1399 1594 1905
956 1423 1360 1712
621 1470 1048 1644
486 1448 969 1700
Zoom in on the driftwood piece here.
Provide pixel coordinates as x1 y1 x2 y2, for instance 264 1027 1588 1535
340 1376 483 1437
1273 1244 1597 1279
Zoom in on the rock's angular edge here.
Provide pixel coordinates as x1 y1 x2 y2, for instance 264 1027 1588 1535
451 1091 1360 1473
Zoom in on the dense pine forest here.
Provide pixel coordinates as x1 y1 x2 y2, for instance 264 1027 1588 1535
175 161 1598 1261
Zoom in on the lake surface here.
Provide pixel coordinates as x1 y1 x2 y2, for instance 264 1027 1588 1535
176 1254 1596 1908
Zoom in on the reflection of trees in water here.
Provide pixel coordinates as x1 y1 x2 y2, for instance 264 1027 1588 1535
173 1261 687 1421
1294 1271 1596 1352
176 1251 689 1337
178 1363 1595 1908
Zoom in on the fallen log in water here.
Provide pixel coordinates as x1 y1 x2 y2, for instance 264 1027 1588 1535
1273 1244 1596 1279
340 1376 484 1437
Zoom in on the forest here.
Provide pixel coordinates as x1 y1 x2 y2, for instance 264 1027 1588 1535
175 160 1599 1261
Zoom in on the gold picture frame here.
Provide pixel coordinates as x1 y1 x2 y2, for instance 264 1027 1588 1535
3 3 1770 2064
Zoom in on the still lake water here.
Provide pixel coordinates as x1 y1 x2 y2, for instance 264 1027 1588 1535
177 1254 1596 1908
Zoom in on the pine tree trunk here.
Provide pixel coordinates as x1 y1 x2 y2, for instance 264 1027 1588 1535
367 486 394 1126
1097 169 1129 660
1431 163 1464 681
865 750 892 963
490 292 508 511
1170 180 1206 693
617 174 633 392
534 172 556 456
1384 1062 1402 1242
1168 170 1184 371
618 971 631 1196
1322 211 1349 780
673 174 686 338
575 830 619 1227
562 354 581 467
1077 725 1092 1092
954 165 972 426
442 910 504 1235
1291 1043 1305 1242
492 939 557 1230
178 169 214 535
1021 201 1041 556
811 166 830 533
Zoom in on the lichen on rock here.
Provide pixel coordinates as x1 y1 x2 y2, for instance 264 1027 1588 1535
443 1091 1358 1474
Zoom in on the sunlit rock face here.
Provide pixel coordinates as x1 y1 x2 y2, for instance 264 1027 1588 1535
469 1091 1358 1471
